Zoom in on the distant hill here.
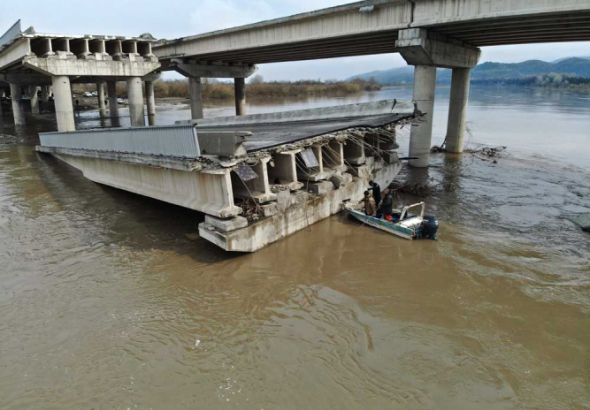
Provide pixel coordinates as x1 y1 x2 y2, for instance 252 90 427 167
347 57 590 84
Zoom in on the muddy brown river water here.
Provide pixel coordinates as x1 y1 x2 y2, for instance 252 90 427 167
0 86 589 410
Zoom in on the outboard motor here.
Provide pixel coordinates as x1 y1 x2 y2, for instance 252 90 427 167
422 214 439 240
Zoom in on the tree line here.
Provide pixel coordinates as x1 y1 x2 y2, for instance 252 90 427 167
73 76 382 99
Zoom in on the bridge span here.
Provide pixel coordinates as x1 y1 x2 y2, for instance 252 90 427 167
153 0 590 166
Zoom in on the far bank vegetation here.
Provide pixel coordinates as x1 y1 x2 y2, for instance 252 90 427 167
73 76 382 100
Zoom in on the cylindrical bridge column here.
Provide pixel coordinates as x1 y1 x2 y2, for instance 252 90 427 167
96 81 107 118
145 80 156 126
409 65 437 168
234 78 246 116
445 68 471 153
9 84 25 125
107 81 119 119
189 77 203 120
29 86 40 115
41 86 50 103
52 76 76 132
127 77 145 127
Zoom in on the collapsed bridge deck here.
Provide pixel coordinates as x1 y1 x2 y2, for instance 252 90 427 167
37 100 415 252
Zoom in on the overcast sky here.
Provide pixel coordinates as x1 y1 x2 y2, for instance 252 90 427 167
3 0 589 81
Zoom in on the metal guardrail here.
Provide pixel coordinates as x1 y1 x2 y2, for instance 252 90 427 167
0 20 22 50
39 125 201 158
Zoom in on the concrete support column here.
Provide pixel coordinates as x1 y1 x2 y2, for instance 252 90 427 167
127 77 145 127
189 77 203 120
145 80 156 125
41 86 49 103
234 78 246 116
29 86 40 115
9 84 25 125
445 68 471 153
409 65 437 168
107 81 119 118
52 76 76 132
96 81 107 118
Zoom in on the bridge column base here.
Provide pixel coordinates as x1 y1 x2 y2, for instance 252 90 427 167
446 68 471 153
9 84 25 125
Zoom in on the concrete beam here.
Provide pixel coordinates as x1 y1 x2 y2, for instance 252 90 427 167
396 29 481 69
0 38 31 71
0 71 52 85
22 56 161 78
170 60 258 79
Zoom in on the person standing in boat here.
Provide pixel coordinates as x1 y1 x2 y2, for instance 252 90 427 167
380 189 394 221
358 190 377 216
369 180 381 208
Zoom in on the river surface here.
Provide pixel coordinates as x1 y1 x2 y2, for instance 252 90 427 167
1 86 589 410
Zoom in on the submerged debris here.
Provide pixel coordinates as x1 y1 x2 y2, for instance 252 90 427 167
234 197 264 222
389 181 434 198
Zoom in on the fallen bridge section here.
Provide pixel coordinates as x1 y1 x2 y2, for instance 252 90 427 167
36 100 415 252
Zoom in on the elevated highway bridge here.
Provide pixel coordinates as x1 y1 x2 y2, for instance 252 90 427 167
152 0 590 166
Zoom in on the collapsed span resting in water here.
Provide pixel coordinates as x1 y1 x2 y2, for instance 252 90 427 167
36 99 418 252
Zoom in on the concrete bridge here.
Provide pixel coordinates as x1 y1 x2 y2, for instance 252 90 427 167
0 20 160 131
153 0 590 167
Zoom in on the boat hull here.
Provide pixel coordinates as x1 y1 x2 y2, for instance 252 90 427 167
347 208 418 240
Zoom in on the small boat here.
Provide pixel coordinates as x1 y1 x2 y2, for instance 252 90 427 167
345 202 438 240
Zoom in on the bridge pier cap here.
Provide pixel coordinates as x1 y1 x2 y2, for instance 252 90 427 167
396 29 481 69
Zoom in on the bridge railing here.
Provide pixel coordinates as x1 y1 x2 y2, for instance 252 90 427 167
0 20 22 50
39 124 201 158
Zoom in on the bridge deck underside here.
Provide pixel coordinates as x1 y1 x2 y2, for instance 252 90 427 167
156 11 590 65
432 12 590 47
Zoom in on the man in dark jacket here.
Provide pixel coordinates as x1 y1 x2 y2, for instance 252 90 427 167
369 180 381 208
380 188 394 221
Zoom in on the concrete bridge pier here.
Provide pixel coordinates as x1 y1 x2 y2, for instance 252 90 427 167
168 60 257 121
145 80 156 125
52 76 76 132
9 84 25 125
396 28 481 167
234 78 246 116
409 65 437 168
107 81 119 121
29 86 40 115
446 68 471 153
41 86 50 104
127 77 145 127
189 77 203 120
96 81 107 118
